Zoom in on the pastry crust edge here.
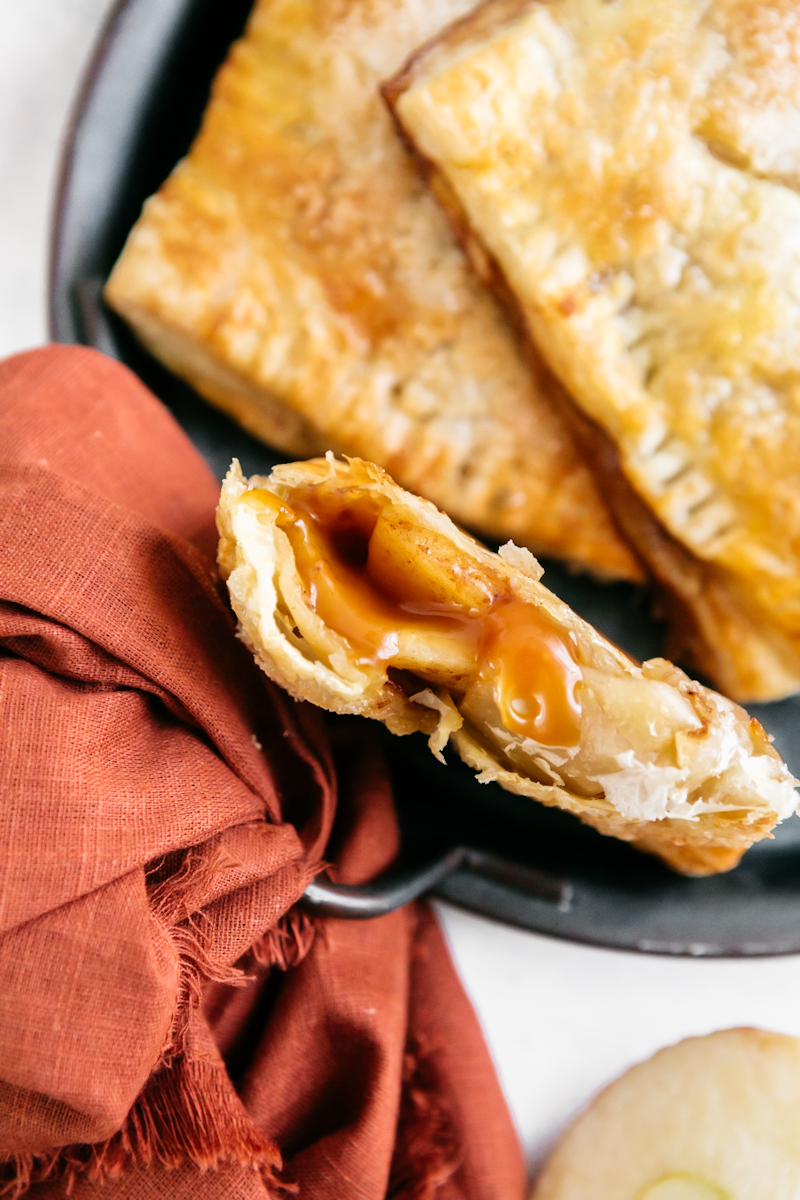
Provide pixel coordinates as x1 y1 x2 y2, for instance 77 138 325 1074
382 12 800 704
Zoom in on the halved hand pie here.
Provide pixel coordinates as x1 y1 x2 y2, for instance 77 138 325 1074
386 0 800 702
217 456 798 876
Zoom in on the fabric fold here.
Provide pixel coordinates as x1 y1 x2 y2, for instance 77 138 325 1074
0 345 524 1199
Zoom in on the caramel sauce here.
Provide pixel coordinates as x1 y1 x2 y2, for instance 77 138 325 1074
479 599 582 746
246 485 582 746
246 486 480 663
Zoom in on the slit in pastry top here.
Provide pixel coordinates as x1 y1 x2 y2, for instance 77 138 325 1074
218 455 798 876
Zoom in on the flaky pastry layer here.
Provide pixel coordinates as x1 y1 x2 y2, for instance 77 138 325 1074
387 0 800 700
104 0 637 580
217 455 798 876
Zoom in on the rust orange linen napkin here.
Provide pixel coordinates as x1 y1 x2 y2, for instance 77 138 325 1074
0 346 525 1200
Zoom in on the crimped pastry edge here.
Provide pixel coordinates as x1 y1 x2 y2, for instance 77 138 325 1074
382 9 800 704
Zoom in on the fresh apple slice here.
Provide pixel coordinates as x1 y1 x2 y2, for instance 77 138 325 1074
533 1029 800 1200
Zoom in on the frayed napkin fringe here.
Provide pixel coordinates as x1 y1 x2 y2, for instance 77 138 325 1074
388 1037 462 1200
249 905 316 971
0 1053 291 1199
0 904 316 1199
149 841 318 1067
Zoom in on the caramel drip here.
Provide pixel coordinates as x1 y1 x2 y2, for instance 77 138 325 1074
246 487 478 663
480 599 582 746
245 485 582 746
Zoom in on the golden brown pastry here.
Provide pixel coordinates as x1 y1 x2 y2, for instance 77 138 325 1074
532 1028 800 1199
387 0 800 701
217 455 798 876
103 0 639 581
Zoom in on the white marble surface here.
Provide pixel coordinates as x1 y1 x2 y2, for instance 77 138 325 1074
5 0 800 1185
436 902 800 1172
0 0 112 358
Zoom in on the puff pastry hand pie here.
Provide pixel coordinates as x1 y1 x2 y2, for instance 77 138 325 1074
387 0 800 701
217 456 798 876
103 0 637 581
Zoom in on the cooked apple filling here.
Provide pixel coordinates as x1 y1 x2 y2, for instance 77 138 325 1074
244 481 583 732
218 457 797 874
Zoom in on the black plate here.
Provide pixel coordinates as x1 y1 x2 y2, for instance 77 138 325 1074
51 0 800 955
